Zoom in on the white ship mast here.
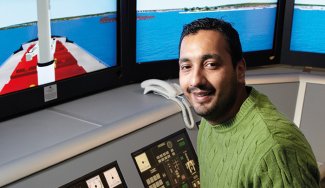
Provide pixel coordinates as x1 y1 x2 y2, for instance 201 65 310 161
36 0 55 85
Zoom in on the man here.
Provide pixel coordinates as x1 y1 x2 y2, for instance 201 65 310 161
178 18 320 187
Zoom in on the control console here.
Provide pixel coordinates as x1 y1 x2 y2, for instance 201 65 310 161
132 129 200 188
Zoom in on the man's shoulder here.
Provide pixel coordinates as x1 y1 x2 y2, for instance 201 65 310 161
248 89 312 153
250 88 300 138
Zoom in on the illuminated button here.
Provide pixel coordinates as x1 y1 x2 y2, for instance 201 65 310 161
167 141 173 148
178 140 186 147
181 183 189 188
155 174 160 180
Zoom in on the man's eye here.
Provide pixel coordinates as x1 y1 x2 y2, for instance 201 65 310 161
180 64 191 70
205 62 218 69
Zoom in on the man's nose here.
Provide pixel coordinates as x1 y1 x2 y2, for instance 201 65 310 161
190 67 206 87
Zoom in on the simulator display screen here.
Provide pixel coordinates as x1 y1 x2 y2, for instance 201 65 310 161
290 0 325 54
0 0 117 95
136 0 278 63
132 129 200 188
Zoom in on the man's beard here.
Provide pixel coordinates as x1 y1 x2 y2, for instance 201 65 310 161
190 77 238 123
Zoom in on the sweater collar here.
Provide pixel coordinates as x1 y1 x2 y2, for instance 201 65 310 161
206 86 258 130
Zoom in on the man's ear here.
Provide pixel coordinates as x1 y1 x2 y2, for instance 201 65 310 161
236 58 246 84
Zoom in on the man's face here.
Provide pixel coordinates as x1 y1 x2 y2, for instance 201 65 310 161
179 30 243 123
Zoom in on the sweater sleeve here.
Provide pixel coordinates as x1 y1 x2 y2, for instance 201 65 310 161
253 145 320 188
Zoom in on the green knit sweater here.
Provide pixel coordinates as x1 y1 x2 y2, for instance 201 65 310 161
197 87 320 187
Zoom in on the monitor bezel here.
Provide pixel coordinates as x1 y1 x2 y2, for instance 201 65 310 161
0 0 126 121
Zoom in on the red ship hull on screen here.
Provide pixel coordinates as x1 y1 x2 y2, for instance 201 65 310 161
0 37 105 95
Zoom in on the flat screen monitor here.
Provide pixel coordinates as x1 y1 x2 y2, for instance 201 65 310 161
290 1 325 54
135 0 282 70
282 0 325 68
0 0 121 121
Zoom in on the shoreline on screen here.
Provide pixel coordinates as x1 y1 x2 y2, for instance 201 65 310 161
138 3 277 13
295 5 325 11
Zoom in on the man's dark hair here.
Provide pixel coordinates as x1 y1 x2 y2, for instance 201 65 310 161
179 17 243 67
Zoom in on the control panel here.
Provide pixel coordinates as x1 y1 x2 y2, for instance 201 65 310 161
132 129 200 188
4 112 199 188
60 161 127 188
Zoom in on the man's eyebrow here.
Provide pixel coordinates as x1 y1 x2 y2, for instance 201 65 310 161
201 54 221 61
179 57 190 63
179 54 221 64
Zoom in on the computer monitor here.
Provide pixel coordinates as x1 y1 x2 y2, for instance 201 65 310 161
125 0 284 82
282 0 325 68
0 0 122 121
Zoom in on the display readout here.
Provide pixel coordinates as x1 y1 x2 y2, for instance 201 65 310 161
59 161 127 188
